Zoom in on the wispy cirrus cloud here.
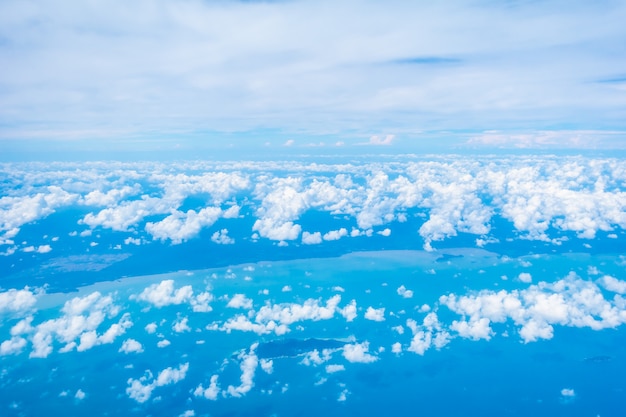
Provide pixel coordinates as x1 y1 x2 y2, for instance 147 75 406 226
0 0 624 151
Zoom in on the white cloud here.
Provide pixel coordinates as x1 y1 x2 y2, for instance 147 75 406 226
75 389 86 400
0 287 38 315
126 362 189 403
146 207 223 244
36 245 52 253
364 306 385 322
194 375 221 400
339 300 357 322
260 359 274 374
323 228 347 241
119 338 144 354
368 135 395 146
325 364 345 373
302 231 322 245
561 388 575 397
226 344 259 398
227 294 253 310
397 285 413 298
136 280 193 308
0 337 27 356
27 292 130 358
211 228 235 245
598 275 626 294
145 322 157 334
518 272 532 283
157 339 171 348
0 187 78 239
173 316 191 333
441 272 626 343
343 342 378 363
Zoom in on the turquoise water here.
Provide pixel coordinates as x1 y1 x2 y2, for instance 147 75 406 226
2 249 625 416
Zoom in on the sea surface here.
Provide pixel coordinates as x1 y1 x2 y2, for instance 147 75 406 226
2 248 625 416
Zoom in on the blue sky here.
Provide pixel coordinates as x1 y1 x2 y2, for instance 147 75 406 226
1 0 625 155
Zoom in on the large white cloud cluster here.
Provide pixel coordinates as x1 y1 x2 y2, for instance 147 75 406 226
1 291 132 358
440 272 626 343
135 279 214 312
220 294 352 335
1 157 625 250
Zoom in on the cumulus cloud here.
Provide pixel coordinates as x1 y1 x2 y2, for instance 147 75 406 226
211 228 235 245
173 316 191 333
227 294 253 310
24 292 131 358
518 272 533 283
397 285 413 298
226 344 259 398
325 364 345 373
367 135 395 145
343 342 378 363
119 338 144 354
221 295 349 335
323 228 347 241
194 375 221 400
598 275 626 294
135 280 193 308
0 287 38 315
364 307 385 322
0 336 27 356
302 231 322 245
441 272 626 343
146 207 223 244
126 362 189 403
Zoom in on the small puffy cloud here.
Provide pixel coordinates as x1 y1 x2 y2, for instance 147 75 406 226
126 363 189 403
119 338 144 354
226 344 259 398
157 339 171 348
136 280 193 308
284 139 295 147
145 207 223 244
0 337 27 356
145 323 157 334
391 342 402 354
211 229 235 245
0 287 38 315
227 294 253 310
561 388 575 397
598 275 626 294
450 318 493 341
124 237 142 246
325 364 345 373
368 135 395 145
173 317 191 333
397 285 413 298
323 228 347 241
260 359 274 374
343 342 378 363
339 300 357 322
75 389 86 400
302 231 322 245
364 306 385 322
37 245 52 253
194 375 220 400
338 388 349 402
377 228 391 237
518 272 532 283
156 362 189 386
